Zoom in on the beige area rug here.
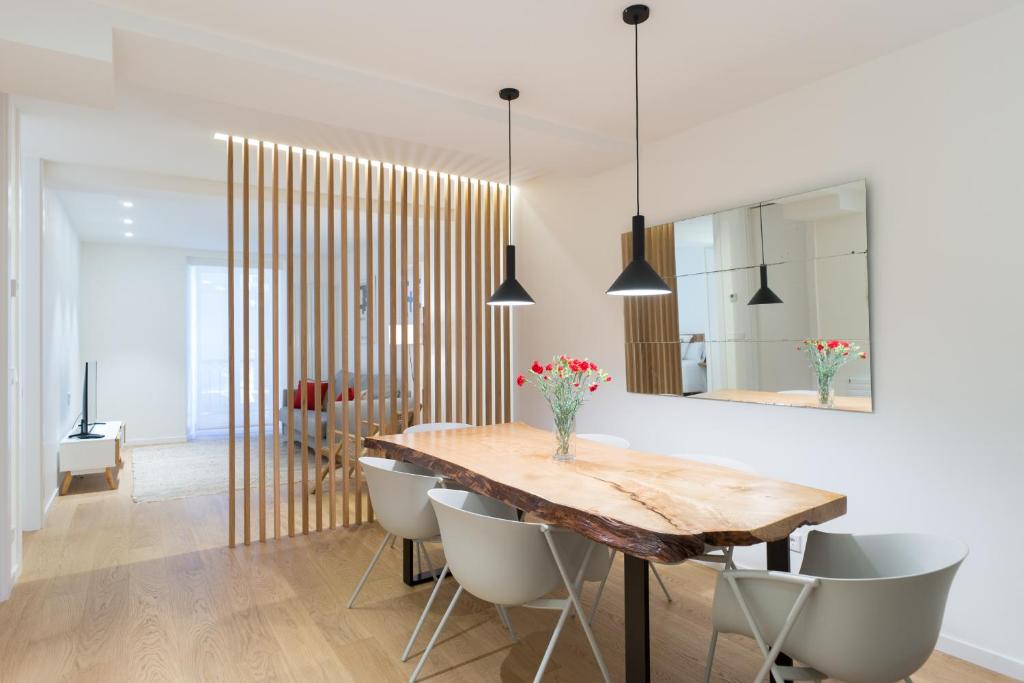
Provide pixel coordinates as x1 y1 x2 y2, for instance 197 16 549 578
131 438 321 503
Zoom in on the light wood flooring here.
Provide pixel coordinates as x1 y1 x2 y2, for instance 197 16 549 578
0 446 1012 682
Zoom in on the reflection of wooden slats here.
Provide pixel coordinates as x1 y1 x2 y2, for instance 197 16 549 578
226 139 512 545
226 139 235 548
242 139 251 546
620 223 681 395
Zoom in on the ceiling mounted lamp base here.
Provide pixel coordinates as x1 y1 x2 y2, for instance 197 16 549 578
488 86 535 307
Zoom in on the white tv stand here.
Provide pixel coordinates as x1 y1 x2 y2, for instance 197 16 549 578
59 420 126 494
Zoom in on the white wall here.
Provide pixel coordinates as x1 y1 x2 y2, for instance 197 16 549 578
18 156 42 531
79 242 190 444
514 8 1024 680
40 187 79 503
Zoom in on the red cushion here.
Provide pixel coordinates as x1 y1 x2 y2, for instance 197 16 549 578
335 386 356 401
291 380 329 409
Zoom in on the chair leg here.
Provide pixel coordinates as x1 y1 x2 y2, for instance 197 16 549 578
401 564 450 662
724 546 736 571
533 601 574 683
347 532 394 608
409 585 464 682
588 550 615 625
650 563 673 602
704 629 718 683
496 605 517 642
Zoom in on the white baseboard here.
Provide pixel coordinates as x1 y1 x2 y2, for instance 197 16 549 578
127 436 187 447
43 487 58 517
937 633 1024 681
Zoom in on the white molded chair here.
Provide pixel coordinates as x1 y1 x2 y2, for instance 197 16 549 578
404 421 471 434
577 433 631 449
706 530 968 683
411 489 612 683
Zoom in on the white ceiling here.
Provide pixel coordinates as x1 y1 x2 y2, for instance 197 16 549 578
9 0 1018 250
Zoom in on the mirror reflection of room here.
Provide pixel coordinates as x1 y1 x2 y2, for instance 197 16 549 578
626 180 872 412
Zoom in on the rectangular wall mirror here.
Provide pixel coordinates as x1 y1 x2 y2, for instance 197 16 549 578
621 180 872 412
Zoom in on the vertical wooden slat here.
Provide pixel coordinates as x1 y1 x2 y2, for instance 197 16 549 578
389 166 398 434
242 139 251 546
327 156 336 529
501 184 511 422
286 148 295 537
473 180 483 426
257 142 266 543
340 157 350 528
352 161 363 525
377 163 385 447
412 171 422 427
272 144 280 539
300 149 309 535
421 173 432 423
444 176 453 422
313 153 323 531
432 174 442 421
463 179 474 425
226 138 236 548
400 168 409 430
454 178 463 423
482 183 492 425
361 160 374 524
490 183 501 424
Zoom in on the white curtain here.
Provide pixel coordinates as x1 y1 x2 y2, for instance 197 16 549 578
187 262 283 438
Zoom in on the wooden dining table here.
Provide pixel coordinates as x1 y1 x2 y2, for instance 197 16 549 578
366 422 847 683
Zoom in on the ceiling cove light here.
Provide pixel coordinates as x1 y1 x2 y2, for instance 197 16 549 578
122 218 133 225
487 87 535 307
747 202 784 306
607 5 671 297
121 200 133 208
124 231 134 238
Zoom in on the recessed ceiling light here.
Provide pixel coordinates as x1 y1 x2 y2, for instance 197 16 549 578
121 200 133 208
124 231 134 238
123 218 133 225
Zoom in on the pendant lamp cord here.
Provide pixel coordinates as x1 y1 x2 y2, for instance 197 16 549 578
759 202 766 264
507 96 513 233
634 22 640 216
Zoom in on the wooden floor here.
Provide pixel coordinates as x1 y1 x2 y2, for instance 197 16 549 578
0 447 1011 683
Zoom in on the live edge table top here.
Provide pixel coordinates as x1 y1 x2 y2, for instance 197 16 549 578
366 422 847 564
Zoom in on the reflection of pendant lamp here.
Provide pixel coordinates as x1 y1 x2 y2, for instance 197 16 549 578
607 4 671 297
487 88 535 306
747 202 783 305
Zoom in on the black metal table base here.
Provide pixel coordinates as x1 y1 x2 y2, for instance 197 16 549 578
401 538 445 586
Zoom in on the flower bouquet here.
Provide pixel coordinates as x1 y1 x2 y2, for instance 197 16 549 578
798 339 867 408
517 356 611 461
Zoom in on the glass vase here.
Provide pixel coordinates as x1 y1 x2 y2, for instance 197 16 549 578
553 414 577 462
817 372 836 408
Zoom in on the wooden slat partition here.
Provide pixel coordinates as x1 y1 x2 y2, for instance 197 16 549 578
225 139 514 545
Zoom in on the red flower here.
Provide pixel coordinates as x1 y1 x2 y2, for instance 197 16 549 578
531 361 544 374
843 352 849 356
605 376 612 382
827 340 839 349
589 384 598 392
516 374 525 387
545 363 553 371
816 343 824 351
858 351 867 359
840 341 850 348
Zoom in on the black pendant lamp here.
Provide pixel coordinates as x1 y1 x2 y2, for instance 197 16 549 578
747 202 784 305
488 87 535 307
607 4 671 297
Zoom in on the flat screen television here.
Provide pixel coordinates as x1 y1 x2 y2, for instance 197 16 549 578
70 360 103 439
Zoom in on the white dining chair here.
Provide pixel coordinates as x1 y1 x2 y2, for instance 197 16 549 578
578 433 631 449
705 530 968 683
411 489 612 683
404 421 471 434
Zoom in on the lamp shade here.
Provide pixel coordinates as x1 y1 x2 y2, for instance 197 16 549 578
607 214 671 296
747 264 783 305
488 245 534 306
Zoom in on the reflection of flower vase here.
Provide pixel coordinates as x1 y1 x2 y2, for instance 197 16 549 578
553 413 577 462
817 372 836 408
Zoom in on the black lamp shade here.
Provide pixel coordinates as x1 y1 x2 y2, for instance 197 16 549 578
607 215 671 296
488 245 535 306
747 264 783 305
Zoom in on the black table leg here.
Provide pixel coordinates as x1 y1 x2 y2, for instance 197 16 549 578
402 538 441 586
624 554 650 683
766 538 793 683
